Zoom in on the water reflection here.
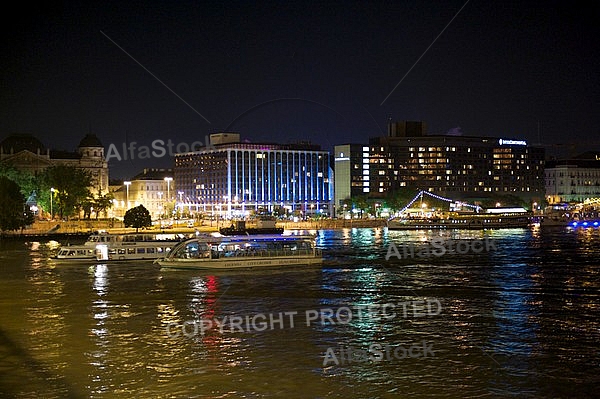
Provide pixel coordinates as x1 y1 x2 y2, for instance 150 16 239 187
0 228 599 397
88 264 110 395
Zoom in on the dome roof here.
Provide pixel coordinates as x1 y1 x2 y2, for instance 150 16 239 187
78 134 103 148
0 134 45 153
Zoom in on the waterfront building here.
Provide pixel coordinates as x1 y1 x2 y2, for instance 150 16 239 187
545 152 600 204
333 144 369 212
334 121 545 207
0 133 109 196
110 168 174 220
174 133 333 218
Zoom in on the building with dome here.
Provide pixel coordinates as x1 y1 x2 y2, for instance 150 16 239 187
0 133 109 196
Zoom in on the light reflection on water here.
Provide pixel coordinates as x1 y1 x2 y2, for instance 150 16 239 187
0 228 599 397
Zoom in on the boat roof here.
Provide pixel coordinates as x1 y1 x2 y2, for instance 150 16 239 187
182 234 315 243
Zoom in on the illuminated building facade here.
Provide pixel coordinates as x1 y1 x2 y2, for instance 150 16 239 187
110 168 174 219
335 121 545 206
545 152 600 203
333 144 368 209
175 133 333 217
0 133 109 196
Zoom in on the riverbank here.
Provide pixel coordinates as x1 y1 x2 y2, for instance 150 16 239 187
0 218 387 240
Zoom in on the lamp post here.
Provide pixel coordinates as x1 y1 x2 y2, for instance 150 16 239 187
164 177 173 201
124 181 131 214
158 191 163 220
178 191 184 219
50 187 55 220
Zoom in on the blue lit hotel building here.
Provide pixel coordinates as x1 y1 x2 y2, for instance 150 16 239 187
174 133 333 218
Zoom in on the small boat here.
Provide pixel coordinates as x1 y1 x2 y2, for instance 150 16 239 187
156 234 322 270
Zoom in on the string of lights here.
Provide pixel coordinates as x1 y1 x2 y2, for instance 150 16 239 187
397 190 482 215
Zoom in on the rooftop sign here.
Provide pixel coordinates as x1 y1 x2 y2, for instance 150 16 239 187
498 139 527 146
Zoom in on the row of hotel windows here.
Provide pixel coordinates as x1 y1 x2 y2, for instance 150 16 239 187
547 172 600 178
546 181 600 186
360 186 536 193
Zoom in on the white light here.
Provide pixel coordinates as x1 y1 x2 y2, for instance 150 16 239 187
499 139 527 146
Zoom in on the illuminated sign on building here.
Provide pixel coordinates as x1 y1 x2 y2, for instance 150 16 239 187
498 139 527 146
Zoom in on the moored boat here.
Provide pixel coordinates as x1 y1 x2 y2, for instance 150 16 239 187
540 205 600 228
55 245 97 260
156 234 322 269
219 218 284 235
54 231 190 262
387 210 532 230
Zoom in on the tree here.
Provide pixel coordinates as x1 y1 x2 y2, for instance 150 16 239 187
353 195 370 218
0 165 39 200
124 205 152 232
81 196 95 220
93 192 114 219
42 165 92 219
0 176 34 232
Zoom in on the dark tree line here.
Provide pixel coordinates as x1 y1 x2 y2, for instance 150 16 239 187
0 176 34 232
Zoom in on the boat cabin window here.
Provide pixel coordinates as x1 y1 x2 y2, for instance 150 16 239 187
172 241 210 259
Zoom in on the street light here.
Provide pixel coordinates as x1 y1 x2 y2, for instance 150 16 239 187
124 181 131 211
50 187 55 220
177 191 184 221
164 177 173 201
157 192 163 221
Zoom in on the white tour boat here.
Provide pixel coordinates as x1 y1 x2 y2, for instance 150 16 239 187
55 246 97 260
156 234 323 270
54 231 188 261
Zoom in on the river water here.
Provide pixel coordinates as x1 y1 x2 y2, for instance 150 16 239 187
0 227 598 398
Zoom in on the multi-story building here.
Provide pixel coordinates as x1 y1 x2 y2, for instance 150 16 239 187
0 133 109 196
174 133 333 218
110 168 175 219
545 152 600 204
333 144 369 209
335 121 545 207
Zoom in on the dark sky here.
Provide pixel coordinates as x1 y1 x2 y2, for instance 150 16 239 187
1 0 598 179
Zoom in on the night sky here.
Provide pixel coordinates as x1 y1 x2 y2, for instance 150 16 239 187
2 1 598 179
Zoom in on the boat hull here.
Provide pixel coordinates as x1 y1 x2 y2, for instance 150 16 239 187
157 254 323 270
387 219 530 230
